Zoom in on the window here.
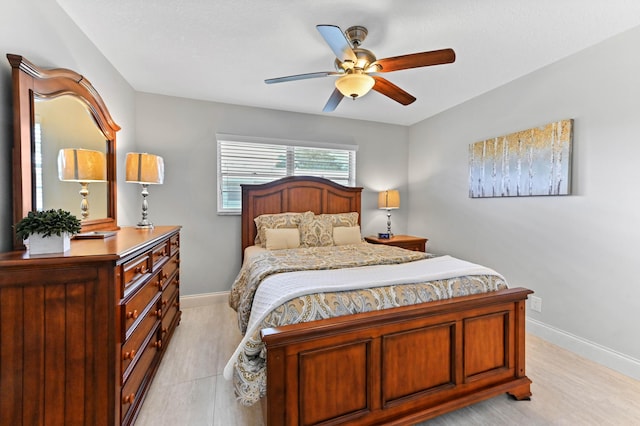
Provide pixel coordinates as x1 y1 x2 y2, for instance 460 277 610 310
34 116 44 211
217 134 357 214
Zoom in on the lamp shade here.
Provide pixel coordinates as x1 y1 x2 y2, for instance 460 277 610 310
335 73 375 99
378 190 400 209
57 148 106 182
126 152 164 184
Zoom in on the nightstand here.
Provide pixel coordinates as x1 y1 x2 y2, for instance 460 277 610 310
364 235 428 252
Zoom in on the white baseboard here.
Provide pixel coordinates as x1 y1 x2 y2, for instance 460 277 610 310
527 317 640 381
181 291 229 308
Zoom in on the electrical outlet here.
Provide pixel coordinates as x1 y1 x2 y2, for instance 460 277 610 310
530 296 542 312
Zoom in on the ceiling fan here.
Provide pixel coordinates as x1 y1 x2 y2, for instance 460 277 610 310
265 24 456 112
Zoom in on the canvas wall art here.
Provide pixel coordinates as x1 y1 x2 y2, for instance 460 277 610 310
469 119 573 198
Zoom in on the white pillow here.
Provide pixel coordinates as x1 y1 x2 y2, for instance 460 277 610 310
333 226 362 246
265 228 301 250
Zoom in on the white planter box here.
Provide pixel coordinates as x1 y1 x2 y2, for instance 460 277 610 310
27 232 71 254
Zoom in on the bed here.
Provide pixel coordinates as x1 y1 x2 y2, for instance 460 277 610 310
227 176 532 425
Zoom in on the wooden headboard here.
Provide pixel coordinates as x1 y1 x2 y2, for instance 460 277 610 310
241 176 363 253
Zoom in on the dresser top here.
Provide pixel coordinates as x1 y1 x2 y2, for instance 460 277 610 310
0 226 180 266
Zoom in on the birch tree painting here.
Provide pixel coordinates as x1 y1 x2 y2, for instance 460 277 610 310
468 119 573 198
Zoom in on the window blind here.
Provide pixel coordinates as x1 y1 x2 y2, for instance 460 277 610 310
217 136 357 214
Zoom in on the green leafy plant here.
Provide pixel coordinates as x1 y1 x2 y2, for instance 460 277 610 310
15 209 82 240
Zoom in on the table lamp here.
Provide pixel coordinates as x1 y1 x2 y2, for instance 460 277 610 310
126 152 164 228
378 189 400 237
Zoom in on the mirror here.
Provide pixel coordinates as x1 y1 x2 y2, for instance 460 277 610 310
8 54 120 249
35 96 108 217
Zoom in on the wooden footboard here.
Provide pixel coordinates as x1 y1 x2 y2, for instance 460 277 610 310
261 287 533 426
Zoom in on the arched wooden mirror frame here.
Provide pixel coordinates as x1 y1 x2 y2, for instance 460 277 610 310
8 54 120 249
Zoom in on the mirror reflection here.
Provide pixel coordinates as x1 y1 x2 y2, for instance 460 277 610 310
34 95 107 219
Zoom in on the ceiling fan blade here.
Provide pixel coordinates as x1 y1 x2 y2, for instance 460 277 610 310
316 25 357 63
265 71 339 84
372 76 416 105
372 48 456 73
323 88 344 112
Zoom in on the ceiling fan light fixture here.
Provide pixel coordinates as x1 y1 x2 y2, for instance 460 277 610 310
335 73 375 99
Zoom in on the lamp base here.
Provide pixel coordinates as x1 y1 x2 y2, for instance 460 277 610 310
135 221 154 229
136 184 154 229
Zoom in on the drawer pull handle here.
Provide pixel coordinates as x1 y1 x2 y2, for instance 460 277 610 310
123 393 135 405
162 327 168 334
154 308 162 318
123 349 136 360
173 301 180 308
126 310 138 320
134 265 148 274
162 299 168 307
158 273 169 288
154 340 162 350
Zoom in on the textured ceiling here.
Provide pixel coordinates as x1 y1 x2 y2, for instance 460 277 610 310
56 0 640 126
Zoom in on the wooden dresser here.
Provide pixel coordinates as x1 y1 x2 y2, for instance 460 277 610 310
0 226 181 426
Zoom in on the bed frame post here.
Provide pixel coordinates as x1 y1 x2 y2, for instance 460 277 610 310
508 298 532 400
264 346 287 424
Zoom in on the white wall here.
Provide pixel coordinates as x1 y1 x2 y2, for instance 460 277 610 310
134 93 410 295
0 0 138 251
408 25 640 377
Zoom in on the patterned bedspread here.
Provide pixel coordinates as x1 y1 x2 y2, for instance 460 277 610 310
229 243 428 333
225 243 509 406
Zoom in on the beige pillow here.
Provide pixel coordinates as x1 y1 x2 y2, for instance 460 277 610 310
318 212 359 228
265 228 301 250
333 226 362 245
254 211 313 247
299 214 334 247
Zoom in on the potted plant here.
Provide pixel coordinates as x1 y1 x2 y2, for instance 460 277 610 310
15 209 82 254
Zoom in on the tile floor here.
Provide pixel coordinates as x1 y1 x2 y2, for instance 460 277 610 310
135 302 640 425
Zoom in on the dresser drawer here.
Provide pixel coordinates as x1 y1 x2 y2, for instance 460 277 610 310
123 275 161 333
122 294 161 378
121 252 151 293
121 327 161 422
159 253 179 291
161 291 180 344
151 241 170 270
398 241 425 252
161 275 179 313
162 289 179 328
169 233 180 256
